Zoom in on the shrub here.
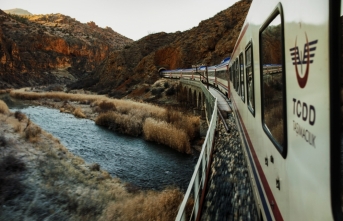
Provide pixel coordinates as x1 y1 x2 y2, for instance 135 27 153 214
14 111 26 121
0 155 26 204
25 125 42 141
151 88 164 96
103 188 184 221
73 107 86 118
0 135 7 147
0 100 9 115
98 100 116 112
90 163 100 171
0 90 8 94
165 87 176 96
143 118 191 154
1 155 26 172
95 112 115 128
95 111 143 136
165 109 200 140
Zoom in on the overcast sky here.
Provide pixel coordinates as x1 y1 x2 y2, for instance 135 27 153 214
1 0 239 40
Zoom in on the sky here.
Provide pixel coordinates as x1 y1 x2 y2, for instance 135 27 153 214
1 0 239 41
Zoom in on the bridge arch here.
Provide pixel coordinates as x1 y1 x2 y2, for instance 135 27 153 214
198 91 203 110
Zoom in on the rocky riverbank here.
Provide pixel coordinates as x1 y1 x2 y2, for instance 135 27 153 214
201 114 258 221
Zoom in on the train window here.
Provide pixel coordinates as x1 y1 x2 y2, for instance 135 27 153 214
239 53 245 102
233 62 237 91
235 58 239 92
260 7 286 156
245 43 254 114
229 67 232 82
232 63 236 90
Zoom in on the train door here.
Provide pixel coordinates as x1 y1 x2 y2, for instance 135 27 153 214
332 0 343 220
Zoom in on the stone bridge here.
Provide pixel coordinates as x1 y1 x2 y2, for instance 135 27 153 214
179 79 215 122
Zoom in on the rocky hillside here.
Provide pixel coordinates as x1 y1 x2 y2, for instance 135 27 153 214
72 0 251 96
0 10 133 88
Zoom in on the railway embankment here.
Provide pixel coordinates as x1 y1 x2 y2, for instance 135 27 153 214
201 115 258 220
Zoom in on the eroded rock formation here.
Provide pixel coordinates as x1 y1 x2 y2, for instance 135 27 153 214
0 10 133 88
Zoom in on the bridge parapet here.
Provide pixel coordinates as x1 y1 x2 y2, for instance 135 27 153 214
176 79 218 221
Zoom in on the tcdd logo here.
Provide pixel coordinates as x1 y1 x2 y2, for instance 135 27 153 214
289 33 318 88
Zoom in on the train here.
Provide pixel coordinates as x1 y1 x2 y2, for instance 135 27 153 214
160 0 342 220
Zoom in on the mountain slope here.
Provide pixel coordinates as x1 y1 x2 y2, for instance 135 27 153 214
76 0 251 96
0 10 133 88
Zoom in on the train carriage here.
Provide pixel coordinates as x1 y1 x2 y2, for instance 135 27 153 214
161 0 342 220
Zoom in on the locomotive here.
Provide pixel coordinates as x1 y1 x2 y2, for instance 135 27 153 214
161 0 342 220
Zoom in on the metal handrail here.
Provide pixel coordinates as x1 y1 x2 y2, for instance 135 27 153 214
175 79 218 221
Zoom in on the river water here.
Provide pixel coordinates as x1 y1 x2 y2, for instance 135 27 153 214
2 95 198 191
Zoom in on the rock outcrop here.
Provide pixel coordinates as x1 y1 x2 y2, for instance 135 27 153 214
0 10 133 88
74 0 251 96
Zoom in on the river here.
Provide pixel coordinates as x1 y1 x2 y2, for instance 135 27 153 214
1 95 198 191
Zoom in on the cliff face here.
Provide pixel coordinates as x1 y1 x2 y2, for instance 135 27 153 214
0 11 133 88
77 0 251 96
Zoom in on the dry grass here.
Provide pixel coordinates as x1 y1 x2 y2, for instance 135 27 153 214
101 188 184 221
0 100 9 115
0 89 11 94
98 100 117 112
25 124 42 142
73 107 86 118
95 111 143 136
10 90 106 102
14 111 26 122
165 109 200 140
143 118 191 154
98 99 166 120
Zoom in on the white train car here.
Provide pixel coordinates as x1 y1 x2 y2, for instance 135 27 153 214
226 0 341 220
161 0 342 220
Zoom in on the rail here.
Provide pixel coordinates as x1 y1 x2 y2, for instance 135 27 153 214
175 79 218 221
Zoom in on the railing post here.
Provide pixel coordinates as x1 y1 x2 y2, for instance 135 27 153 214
194 172 200 220
202 153 206 187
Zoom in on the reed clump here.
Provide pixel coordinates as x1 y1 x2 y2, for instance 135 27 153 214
0 100 9 115
25 124 42 141
73 107 86 118
14 111 26 122
102 188 184 221
0 89 11 94
143 118 191 154
165 109 200 140
95 111 143 136
98 100 117 112
10 90 106 102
